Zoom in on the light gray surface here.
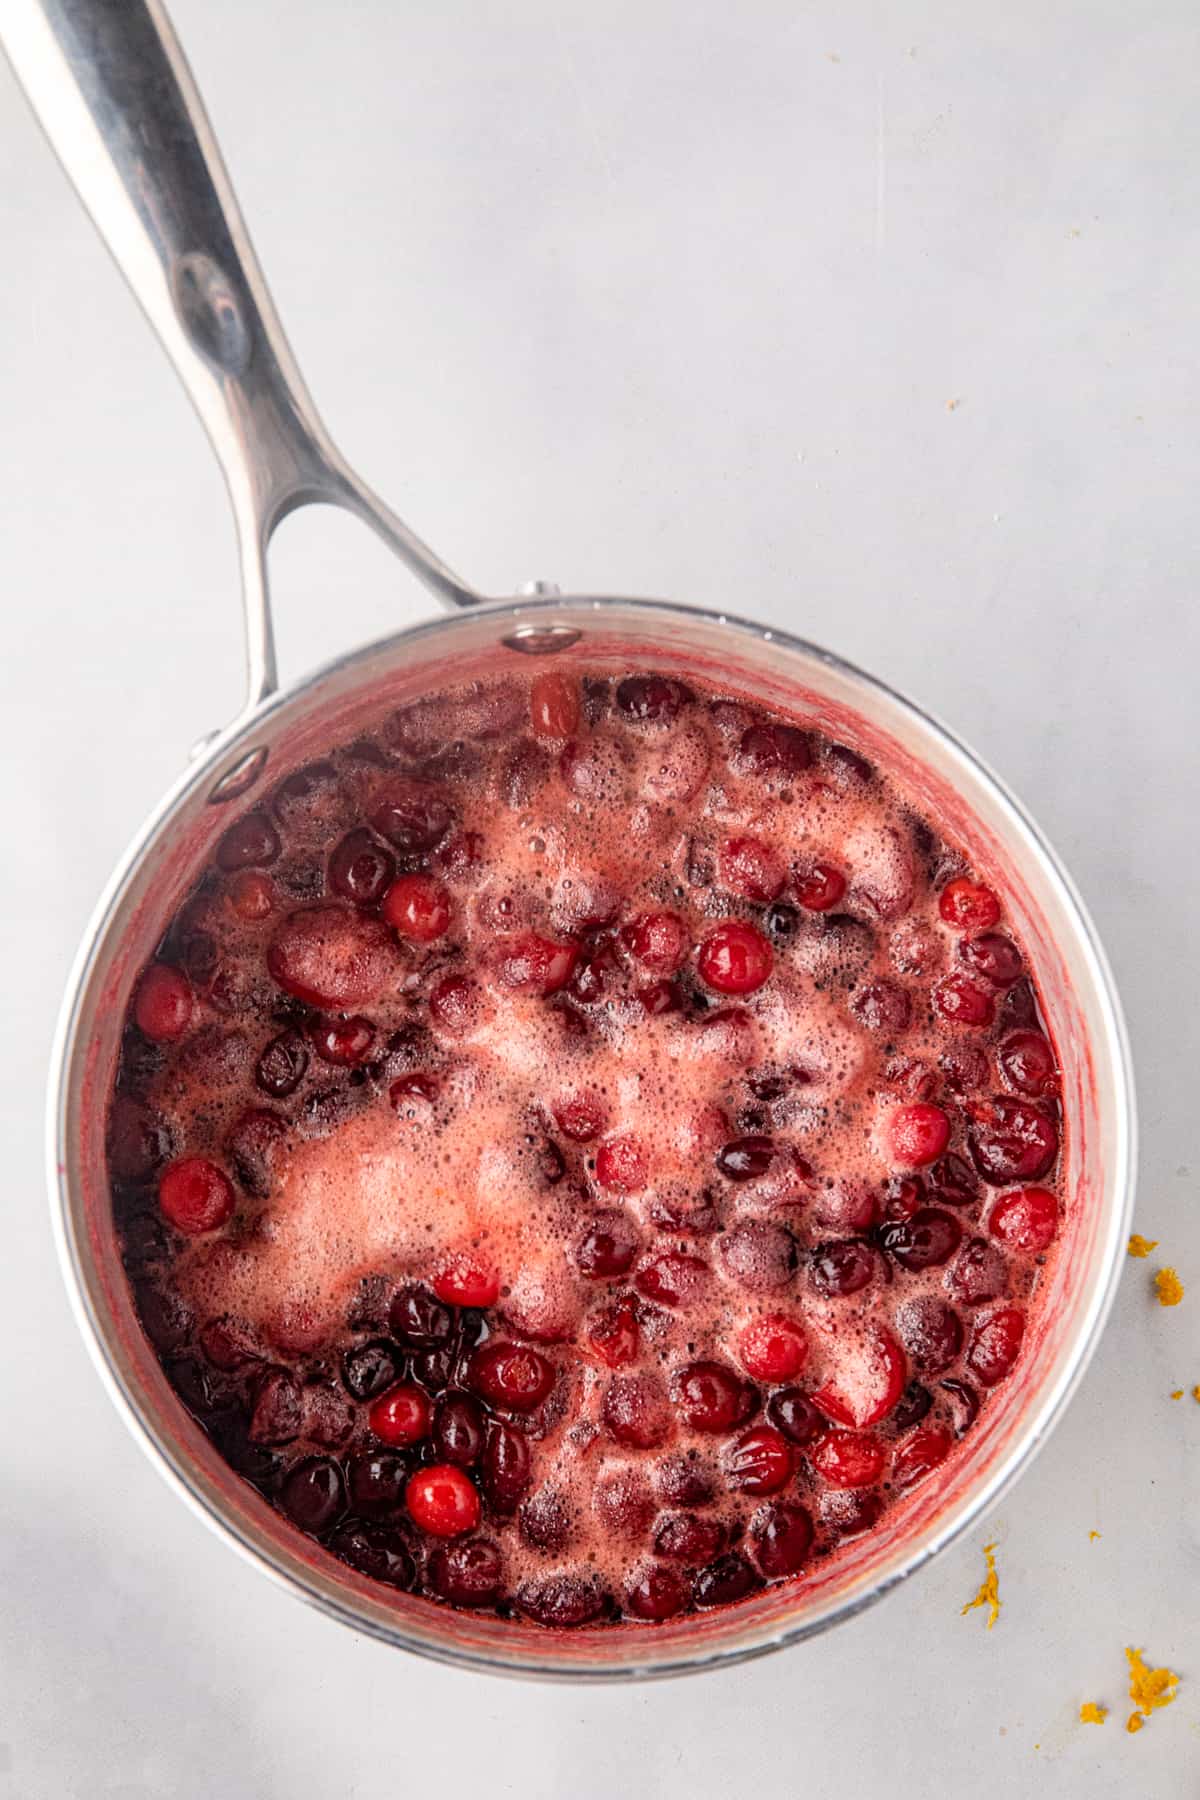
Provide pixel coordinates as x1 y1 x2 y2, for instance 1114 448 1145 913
2 3 1197 1795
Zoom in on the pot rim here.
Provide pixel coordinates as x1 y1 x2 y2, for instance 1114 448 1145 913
47 591 1137 1680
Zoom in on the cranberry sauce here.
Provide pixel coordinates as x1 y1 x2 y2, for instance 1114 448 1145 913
108 670 1063 1627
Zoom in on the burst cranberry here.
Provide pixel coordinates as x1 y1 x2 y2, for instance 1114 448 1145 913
429 1536 504 1607
553 1092 607 1142
959 932 1023 988
940 1378 981 1435
892 1426 953 1491
255 1029 308 1098
725 1425 794 1495
389 1073 438 1117
988 1186 1059 1254
896 1297 964 1373
603 1372 673 1448
928 1152 979 1207
481 1421 532 1511
216 811 280 872
739 1314 808 1382
158 1158 234 1235
368 782 453 853
715 1135 775 1181
948 1237 1009 1305
406 1464 481 1538
654 1514 725 1563
718 1221 798 1295
998 1030 1059 1098
369 1383 432 1447
382 873 452 943
515 1574 607 1627
620 910 689 974
328 828 395 906
850 980 912 1033
428 974 489 1036
615 674 689 723
228 871 274 920
636 979 684 1016
248 1367 302 1444
719 836 786 903
595 1134 649 1193
811 1325 906 1428
281 1457 345 1532
886 1102 951 1168
199 1315 259 1372
341 1340 402 1401
576 1210 640 1279
766 1387 823 1446
467 1341 555 1411
134 964 193 1042
891 1381 934 1431
529 671 581 738
967 1306 1025 1386
625 1565 689 1621
495 932 579 995
736 722 812 774
389 1283 453 1349
934 974 995 1028
267 905 393 1010
308 1014 375 1066
750 1501 814 1577
585 1296 640 1368
811 1430 885 1489
938 879 1000 934
671 1360 751 1433
794 861 847 911
879 1207 962 1272
635 1251 710 1307
967 1097 1058 1184
225 1107 287 1197
809 1238 878 1298
697 921 773 995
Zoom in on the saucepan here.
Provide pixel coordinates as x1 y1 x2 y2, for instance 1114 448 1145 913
10 0 1135 1678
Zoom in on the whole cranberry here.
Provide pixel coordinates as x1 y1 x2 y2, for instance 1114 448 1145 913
697 921 773 995
987 1186 1059 1254
406 1464 481 1538
530 672 581 739
736 722 812 775
308 1015 375 1066
809 1238 877 1298
328 829 395 906
794 862 847 912
692 1553 761 1608
671 1360 752 1433
934 974 995 1028
467 1341 555 1412
368 1383 432 1447
625 1565 690 1621
719 836 786 903
997 1030 1059 1098
766 1387 823 1446
959 932 1023 988
715 1135 775 1181
433 1392 487 1466
810 1429 885 1490
158 1158 234 1236
621 911 689 974
738 1314 808 1383
892 1425 953 1491
576 1209 640 1279
382 873 452 943
133 964 193 1042
654 1514 726 1564
428 1537 504 1608
718 1220 798 1293
967 1098 1059 1185
886 1103 951 1169
389 1284 453 1349
878 1207 962 1272
938 879 1000 934
896 1297 964 1374
725 1425 795 1495
481 1421 532 1511
966 1306 1025 1386
216 811 280 872
368 782 453 854
280 1456 346 1532
603 1372 674 1448
750 1501 814 1578
347 1451 408 1519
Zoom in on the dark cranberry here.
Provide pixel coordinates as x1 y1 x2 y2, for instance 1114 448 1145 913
303 1383 354 1448
766 1387 823 1446
948 1236 1009 1305
750 1502 814 1578
575 1209 640 1279
328 828 396 906
249 1367 303 1444
389 1284 454 1350
882 1174 926 1221
810 1238 878 1298
329 1522 415 1589
166 1356 214 1418
928 1153 979 1207
715 1135 775 1181
654 1513 726 1563
891 1381 934 1431
515 1574 607 1627
939 1043 989 1093
1000 976 1039 1028
216 811 280 871
621 910 689 974
433 1392 487 1466
671 1361 752 1433
429 1536 504 1608
625 1565 689 1621
635 1251 710 1308
940 1378 981 1435
519 1486 572 1552
413 1345 455 1392
615 674 690 723
368 782 453 853
736 722 812 774
225 1108 287 1198
718 1220 797 1293
118 1208 168 1272
341 1340 403 1401
494 932 579 996
569 937 621 1004
603 1371 674 1448
896 1297 964 1374
280 1456 346 1533
878 1208 962 1272
764 902 799 942
850 979 912 1033
481 1421 532 1512
255 1029 309 1099
467 1342 555 1412
348 1451 408 1517
197 1315 259 1371
820 1489 883 1538
108 1097 172 1183
998 1030 1059 1098
959 932 1023 988
967 1098 1059 1184
824 742 873 783
178 927 219 985
693 1553 761 1608
654 1452 714 1507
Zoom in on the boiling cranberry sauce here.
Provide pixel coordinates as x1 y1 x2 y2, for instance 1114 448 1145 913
108 670 1063 1628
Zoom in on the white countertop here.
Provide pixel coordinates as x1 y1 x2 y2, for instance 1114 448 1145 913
2 3 1197 1794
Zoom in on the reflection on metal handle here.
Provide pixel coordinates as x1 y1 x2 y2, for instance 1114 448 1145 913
1 0 480 709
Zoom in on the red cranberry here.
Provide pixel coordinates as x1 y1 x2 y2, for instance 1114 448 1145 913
268 905 393 1010
553 1092 607 1142
967 1097 1058 1184
636 978 683 1016
248 1367 302 1444
341 1340 402 1401
328 828 396 906
850 980 912 1033
347 1451 408 1518
308 1014 375 1066
718 1220 798 1293
988 1186 1059 1254
766 1387 823 1446
495 932 579 995
228 871 275 920
369 1383 432 1447
382 873 452 943
811 1429 885 1489
389 1073 438 1116
882 1175 926 1221
625 1564 689 1621
281 1456 346 1533
615 674 690 723
719 836 786 903
886 1102 951 1168
255 1029 309 1098
939 1378 981 1435
467 1341 555 1412
368 782 453 853
725 1425 794 1495
715 1135 775 1181
896 1297 964 1373
751 1501 814 1578
595 1134 650 1194
927 1152 979 1207
216 811 280 872
967 1306 1026 1386
585 1296 640 1368
938 879 1000 934
891 1381 934 1431
892 1425 953 1491
133 964 193 1042
406 1463 481 1537
939 1043 989 1092
429 974 489 1036
948 1236 1009 1306
529 672 581 738
811 1325 906 1428
998 1030 1059 1098
576 1209 640 1279
621 911 689 974
569 935 621 1004
794 862 847 912
736 722 812 775
697 921 773 995
671 1360 751 1433
692 1553 760 1608
880 1207 962 1273
433 1254 499 1307
481 1421 532 1511
738 1314 808 1382
429 1536 504 1607
158 1158 234 1235
515 1574 607 1627
959 932 1023 988
934 974 995 1028
433 1392 487 1466
593 1468 655 1539
604 1372 674 1448
809 1238 878 1298
389 1284 453 1349
654 1514 725 1563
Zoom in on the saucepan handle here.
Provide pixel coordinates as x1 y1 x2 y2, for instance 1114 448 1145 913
2 0 479 711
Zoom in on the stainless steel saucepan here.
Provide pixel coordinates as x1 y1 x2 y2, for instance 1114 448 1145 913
8 0 1135 1679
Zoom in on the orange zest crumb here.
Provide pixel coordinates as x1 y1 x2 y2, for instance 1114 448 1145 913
1170 1389 1185 1400
961 1542 1001 1629
1154 1268 1185 1306
1193 1386 1200 1404
1088 1529 1102 1541
1127 1235 1158 1258
1079 1702 1108 1724
1125 1646 1180 1733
